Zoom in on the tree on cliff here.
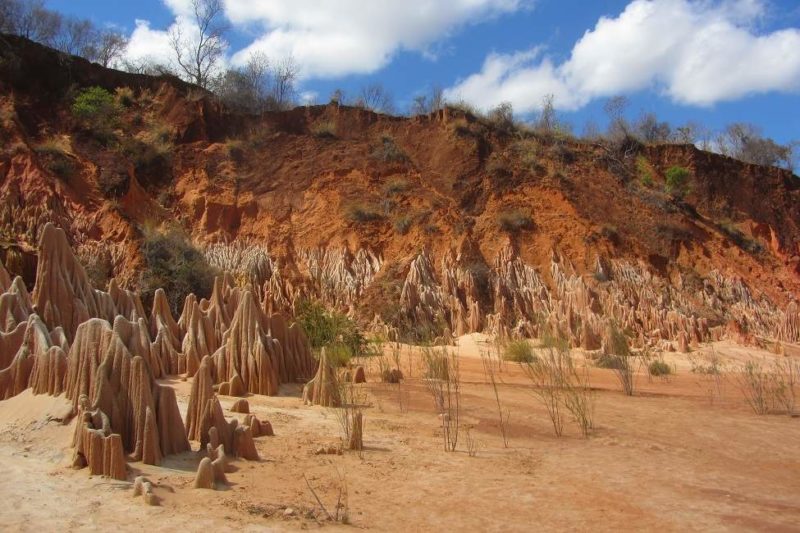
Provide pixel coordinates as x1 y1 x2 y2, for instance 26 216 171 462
169 0 228 89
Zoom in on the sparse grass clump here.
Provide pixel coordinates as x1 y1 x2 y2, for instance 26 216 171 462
372 135 409 163
393 215 412 235
345 203 384 223
98 166 130 198
225 139 246 163
76 241 114 290
35 137 76 179
117 122 173 187
498 209 534 233
311 120 337 138
383 177 410 195
511 139 540 171
421 346 461 451
734 358 800 416
648 359 672 377
503 340 535 363
115 87 135 107
595 353 625 370
520 330 595 437
601 323 640 396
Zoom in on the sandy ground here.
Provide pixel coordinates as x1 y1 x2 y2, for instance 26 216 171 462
1 338 800 532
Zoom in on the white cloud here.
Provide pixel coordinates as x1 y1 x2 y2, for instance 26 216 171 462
225 0 528 77
123 5 229 76
446 0 800 113
299 90 319 104
124 19 175 67
123 0 528 83
444 48 580 111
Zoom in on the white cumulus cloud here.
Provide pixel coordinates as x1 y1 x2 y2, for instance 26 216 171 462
123 0 529 79
445 0 800 112
225 0 529 77
124 19 175 67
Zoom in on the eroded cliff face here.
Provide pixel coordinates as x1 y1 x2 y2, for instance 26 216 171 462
0 222 315 478
1 34 798 351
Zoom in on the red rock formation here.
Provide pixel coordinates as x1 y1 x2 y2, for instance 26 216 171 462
233 425 259 460
212 291 279 396
230 398 249 413
303 349 339 407
185 356 215 442
72 397 127 480
0 315 59 399
33 224 114 342
193 457 215 489
244 414 273 437
0 260 10 292
0 277 33 333
29 346 67 396
65 319 189 465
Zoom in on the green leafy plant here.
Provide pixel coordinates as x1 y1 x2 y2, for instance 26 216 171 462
664 166 690 197
72 86 119 127
295 300 368 363
137 227 218 315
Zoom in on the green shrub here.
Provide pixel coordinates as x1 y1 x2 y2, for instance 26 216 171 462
325 343 353 368
346 203 384 223
648 360 672 376
498 209 534 232
664 166 690 197
637 156 654 187
72 86 118 126
295 300 367 361
504 340 535 363
137 227 218 315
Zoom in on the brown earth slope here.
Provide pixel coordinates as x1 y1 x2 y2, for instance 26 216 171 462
1 34 799 349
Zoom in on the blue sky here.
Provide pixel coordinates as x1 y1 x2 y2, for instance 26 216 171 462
45 0 800 143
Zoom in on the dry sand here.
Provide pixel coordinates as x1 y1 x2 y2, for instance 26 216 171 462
1 339 799 532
